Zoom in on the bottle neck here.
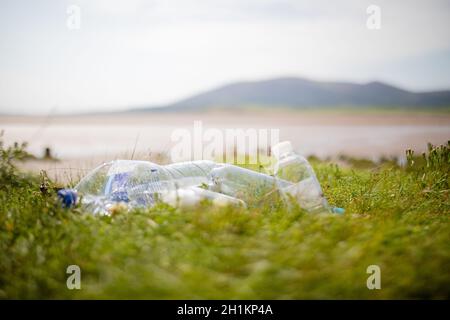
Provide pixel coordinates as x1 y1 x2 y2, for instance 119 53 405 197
277 151 295 161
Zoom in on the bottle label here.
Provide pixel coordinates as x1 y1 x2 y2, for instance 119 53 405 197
105 172 131 202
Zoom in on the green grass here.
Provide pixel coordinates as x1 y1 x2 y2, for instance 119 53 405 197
0 138 449 299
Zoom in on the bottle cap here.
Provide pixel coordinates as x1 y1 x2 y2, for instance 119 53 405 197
57 189 78 208
331 207 345 214
271 141 293 159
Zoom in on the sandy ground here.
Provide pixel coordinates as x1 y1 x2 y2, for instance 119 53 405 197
2 110 450 184
2 109 450 126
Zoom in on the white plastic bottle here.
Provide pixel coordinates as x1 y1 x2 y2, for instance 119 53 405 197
271 141 330 213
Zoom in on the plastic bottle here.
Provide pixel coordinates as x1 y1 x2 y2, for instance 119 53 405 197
271 141 345 214
271 141 334 213
67 159 240 214
161 186 246 209
207 164 291 206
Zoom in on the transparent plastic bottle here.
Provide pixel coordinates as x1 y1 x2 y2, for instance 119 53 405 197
207 164 291 206
271 141 331 213
71 160 236 214
161 186 246 208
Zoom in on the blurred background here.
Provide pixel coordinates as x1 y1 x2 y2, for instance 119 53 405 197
0 0 449 179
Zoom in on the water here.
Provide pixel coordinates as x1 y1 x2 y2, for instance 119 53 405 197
1 116 449 161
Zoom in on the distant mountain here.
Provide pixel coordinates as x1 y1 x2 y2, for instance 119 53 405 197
132 77 450 112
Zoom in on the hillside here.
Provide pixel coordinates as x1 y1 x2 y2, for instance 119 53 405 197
133 77 450 112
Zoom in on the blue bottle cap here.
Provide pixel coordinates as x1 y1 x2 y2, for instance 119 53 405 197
331 207 345 214
57 189 78 208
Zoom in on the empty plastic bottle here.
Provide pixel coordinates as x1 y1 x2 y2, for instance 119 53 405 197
207 164 290 206
271 141 344 214
62 159 244 215
161 186 246 208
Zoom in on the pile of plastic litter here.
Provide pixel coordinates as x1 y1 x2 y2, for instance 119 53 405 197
58 141 344 215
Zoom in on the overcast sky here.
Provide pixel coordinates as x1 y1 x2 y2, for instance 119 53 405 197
1 0 450 114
